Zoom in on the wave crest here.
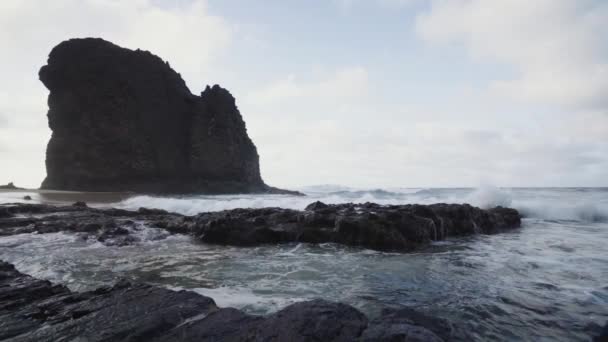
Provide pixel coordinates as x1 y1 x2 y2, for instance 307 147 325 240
516 201 608 223
110 187 608 223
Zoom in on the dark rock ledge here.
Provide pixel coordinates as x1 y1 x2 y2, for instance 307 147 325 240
0 260 449 341
0 201 520 251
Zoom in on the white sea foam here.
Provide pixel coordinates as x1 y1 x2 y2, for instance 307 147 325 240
113 191 412 215
3 186 605 223
192 286 305 313
0 191 40 204
115 194 310 215
109 187 608 223
515 200 608 222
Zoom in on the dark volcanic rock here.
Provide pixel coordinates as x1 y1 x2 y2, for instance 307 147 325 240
0 201 521 251
188 202 521 251
156 300 369 342
0 260 444 341
0 260 217 341
249 299 368 341
38 38 294 194
361 308 452 341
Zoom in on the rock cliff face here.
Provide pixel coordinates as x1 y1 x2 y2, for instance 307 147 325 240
39 38 280 194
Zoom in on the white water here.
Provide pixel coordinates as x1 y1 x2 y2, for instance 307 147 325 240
3 186 606 223
112 186 608 223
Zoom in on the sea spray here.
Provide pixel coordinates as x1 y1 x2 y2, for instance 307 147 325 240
465 185 513 209
2 187 606 223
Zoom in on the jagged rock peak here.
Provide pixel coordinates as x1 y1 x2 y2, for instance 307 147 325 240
38 38 292 194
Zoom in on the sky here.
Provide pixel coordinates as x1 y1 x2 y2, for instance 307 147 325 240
0 0 607 189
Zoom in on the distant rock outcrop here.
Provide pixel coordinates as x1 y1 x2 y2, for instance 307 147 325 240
39 38 291 194
0 182 23 190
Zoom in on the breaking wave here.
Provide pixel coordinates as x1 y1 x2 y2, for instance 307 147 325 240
3 186 604 223
465 185 512 209
108 187 608 223
515 201 608 223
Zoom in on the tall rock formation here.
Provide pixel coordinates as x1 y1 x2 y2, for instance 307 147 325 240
39 38 284 194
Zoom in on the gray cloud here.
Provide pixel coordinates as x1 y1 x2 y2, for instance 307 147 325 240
416 0 608 111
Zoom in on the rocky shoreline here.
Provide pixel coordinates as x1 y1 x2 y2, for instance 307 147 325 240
1 202 607 341
0 201 520 252
0 201 508 341
1 260 606 341
0 259 451 341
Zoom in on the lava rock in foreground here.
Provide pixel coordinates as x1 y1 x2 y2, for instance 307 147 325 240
0 260 447 341
0 201 520 251
38 38 295 195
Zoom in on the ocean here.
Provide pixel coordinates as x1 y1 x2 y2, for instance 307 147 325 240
0 186 606 341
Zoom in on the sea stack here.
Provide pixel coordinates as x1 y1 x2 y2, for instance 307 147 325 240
39 38 286 194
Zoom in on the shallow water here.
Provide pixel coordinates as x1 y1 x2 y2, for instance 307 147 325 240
1 187 607 341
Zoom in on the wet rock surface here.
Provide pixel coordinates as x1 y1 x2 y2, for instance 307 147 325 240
0 260 445 341
38 38 295 195
0 201 520 251
361 308 452 341
186 201 521 251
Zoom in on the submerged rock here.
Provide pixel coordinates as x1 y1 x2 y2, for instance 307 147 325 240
38 38 295 195
0 201 521 251
0 260 445 341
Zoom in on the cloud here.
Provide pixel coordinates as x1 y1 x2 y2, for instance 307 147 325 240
253 114 607 188
336 0 422 10
246 67 369 106
410 0 608 186
416 0 608 110
240 58 608 188
0 0 232 90
239 66 377 186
